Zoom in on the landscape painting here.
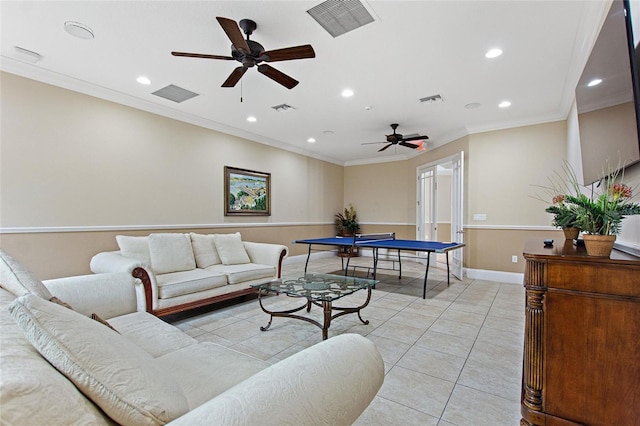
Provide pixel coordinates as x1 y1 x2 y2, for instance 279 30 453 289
224 166 271 216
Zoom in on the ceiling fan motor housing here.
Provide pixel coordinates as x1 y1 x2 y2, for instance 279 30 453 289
231 39 265 67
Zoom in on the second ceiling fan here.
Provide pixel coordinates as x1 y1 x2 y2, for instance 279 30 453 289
172 17 315 89
362 124 429 152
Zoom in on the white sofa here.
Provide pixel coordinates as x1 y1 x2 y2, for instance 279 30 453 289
0 250 384 425
90 232 289 316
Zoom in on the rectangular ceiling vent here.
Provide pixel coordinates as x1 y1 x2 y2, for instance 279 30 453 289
420 94 443 103
152 85 199 103
307 0 374 38
271 103 296 112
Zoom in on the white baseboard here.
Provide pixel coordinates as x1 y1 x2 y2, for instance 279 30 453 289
464 268 524 285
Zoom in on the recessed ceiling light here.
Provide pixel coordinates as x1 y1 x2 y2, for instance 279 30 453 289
364 106 372 111
498 100 511 108
341 89 354 97
307 138 316 143
247 116 257 122
465 102 481 109
485 48 503 58
64 21 94 39
322 130 334 135
136 76 151 85
588 78 602 87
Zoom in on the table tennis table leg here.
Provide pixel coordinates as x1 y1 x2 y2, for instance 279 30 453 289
372 247 378 281
397 249 402 279
446 252 450 286
304 245 312 275
422 252 431 299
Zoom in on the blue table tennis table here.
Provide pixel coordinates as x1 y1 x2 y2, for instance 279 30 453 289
294 234 465 299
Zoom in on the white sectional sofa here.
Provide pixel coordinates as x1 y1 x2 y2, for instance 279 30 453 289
0 250 384 425
90 232 288 316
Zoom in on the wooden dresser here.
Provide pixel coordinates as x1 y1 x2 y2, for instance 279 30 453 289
521 240 640 426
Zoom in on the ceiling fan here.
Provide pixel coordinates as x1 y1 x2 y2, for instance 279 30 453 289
362 124 429 152
171 17 315 89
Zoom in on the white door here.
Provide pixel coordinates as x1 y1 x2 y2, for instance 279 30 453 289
416 166 437 241
450 151 464 279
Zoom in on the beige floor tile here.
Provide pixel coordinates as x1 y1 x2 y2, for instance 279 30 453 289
354 396 440 426
457 355 522 401
366 334 412 364
430 318 481 340
370 321 428 345
415 330 475 358
378 366 455 418
397 345 467 382
441 384 521 425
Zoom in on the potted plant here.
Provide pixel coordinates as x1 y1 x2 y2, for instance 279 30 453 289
562 165 640 256
545 194 580 239
335 204 360 236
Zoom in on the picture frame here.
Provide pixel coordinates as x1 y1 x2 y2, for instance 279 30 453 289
224 166 271 216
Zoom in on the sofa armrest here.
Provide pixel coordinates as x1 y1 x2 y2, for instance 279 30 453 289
90 251 148 274
168 333 383 426
43 272 144 319
242 242 288 277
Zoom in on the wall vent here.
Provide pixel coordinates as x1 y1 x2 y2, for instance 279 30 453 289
307 0 374 38
272 103 296 112
152 85 199 103
419 94 443 103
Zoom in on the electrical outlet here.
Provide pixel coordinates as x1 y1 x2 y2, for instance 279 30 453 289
511 255 518 263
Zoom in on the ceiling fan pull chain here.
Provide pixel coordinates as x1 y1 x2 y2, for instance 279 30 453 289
240 78 243 103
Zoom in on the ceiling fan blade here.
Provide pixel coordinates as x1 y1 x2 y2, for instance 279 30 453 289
257 64 298 89
399 141 419 149
221 66 247 87
402 134 429 142
378 143 393 152
262 45 316 62
171 51 234 60
361 142 386 145
216 17 251 53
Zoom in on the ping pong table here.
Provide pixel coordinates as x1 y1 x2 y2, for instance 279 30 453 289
293 234 465 299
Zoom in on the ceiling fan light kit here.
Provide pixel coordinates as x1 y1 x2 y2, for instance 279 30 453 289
171 17 315 89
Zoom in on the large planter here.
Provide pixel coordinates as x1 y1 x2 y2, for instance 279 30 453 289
582 234 616 257
562 227 580 240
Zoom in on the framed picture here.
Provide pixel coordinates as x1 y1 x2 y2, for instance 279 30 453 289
224 166 271 216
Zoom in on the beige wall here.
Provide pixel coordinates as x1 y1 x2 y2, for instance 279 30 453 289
0 72 343 278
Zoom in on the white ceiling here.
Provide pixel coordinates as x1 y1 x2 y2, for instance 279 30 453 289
0 1 611 165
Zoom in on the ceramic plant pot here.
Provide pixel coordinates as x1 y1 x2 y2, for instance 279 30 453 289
562 227 580 240
582 234 616 257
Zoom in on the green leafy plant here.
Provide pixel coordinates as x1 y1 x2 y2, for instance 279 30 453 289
545 194 580 229
539 162 640 235
335 204 360 235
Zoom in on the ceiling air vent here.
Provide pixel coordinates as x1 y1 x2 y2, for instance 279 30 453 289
420 94 443 103
152 85 199 103
272 103 296 112
307 0 374 38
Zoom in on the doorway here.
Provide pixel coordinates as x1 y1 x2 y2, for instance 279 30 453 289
416 151 464 279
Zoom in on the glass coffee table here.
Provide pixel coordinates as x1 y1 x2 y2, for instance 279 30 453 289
251 273 378 340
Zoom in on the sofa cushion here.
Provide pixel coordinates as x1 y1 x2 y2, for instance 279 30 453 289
207 263 276 285
149 233 196 274
109 311 198 357
213 233 251 265
154 342 268 410
116 235 151 263
156 269 227 299
9 294 189 426
0 250 53 300
190 233 222 268
0 289 111 426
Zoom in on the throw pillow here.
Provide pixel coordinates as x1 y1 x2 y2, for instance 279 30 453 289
115 235 151 263
189 233 222 268
148 233 196 274
212 232 251 265
49 296 73 310
0 250 53 300
90 313 119 333
9 295 189 425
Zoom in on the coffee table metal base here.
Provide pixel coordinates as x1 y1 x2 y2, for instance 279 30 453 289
256 287 372 340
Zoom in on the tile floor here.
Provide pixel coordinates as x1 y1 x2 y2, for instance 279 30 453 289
166 255 525 425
